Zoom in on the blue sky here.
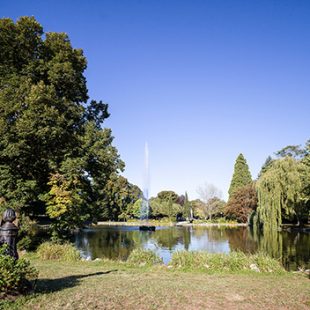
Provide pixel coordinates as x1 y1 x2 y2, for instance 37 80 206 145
2 0 310 200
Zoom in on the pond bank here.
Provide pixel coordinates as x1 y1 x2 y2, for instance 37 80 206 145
95 221 247 227
281 224 310 232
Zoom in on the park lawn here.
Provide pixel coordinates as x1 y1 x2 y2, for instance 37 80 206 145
1 259 309 310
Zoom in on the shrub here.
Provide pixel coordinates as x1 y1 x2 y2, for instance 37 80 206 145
127 249 163 266
37 242 80 262
169 251 285 273
0 245 38 296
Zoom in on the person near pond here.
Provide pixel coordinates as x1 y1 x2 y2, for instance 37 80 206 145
0 208 19 259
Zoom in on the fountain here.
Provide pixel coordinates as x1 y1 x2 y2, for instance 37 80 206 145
139 142 155 231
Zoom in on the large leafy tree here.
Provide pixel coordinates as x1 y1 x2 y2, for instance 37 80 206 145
0 17 123 235
149 196 182 221
256 156 310 230
150 190 183 221
157 191 179 202
228 153 252 198
102 175 142 221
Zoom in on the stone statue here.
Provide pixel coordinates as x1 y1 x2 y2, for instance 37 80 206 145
0 208 19 259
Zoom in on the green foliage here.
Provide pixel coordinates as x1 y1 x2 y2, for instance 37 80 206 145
191 199 206 219
256 156 310 230
130 198 143 219
302 140 310 200
16 215 37 251
127 249 163 266
148 190 184 221
258 156 274 178
204 197 226 220
228 154 252 198
191 197 225 220
157 191 179 202
0 16 123 237
0 245 38 295
37 242 81 261
275 145 305 159
225 183 258 223
169 251 284 273
149 197 182 221
183 192 192 220
102 175 142 221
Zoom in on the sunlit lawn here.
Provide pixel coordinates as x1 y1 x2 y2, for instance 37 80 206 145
1 259 310 310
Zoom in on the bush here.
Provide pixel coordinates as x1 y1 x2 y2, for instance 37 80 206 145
127 249 163 266
0 245 38 296
37 242 80 262
169 251 285 273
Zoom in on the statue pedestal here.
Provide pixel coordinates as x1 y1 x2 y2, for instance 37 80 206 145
0 208 19 259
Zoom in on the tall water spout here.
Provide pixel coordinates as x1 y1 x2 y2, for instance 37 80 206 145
140 142 150 221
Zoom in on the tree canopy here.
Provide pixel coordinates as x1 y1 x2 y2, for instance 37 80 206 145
0 17 123 238
256 156 310 229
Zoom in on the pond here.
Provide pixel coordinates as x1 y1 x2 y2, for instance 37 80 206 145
74 225 310 271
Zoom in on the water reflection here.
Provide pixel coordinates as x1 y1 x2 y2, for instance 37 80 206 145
74 226 309 270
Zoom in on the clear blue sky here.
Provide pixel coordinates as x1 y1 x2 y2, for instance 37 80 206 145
2 0 310 200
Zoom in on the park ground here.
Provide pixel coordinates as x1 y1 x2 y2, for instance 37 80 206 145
1 258 309 310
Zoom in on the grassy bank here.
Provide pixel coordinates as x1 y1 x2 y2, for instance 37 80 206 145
1 255 309 309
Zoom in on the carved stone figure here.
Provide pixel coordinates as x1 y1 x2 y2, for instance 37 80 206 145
0 208 19 259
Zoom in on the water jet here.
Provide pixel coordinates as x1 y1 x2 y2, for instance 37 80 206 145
139 142 156 231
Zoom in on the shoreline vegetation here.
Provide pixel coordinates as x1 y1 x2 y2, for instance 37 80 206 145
93 221 310 231
95 220 247 227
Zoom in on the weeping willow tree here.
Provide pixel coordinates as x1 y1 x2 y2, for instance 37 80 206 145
256 156 310 230
249 226 283 259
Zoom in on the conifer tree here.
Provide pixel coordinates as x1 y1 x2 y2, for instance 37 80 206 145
228 153 252 198
183 192 192 221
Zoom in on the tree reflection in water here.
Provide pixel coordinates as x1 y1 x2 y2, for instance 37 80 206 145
75 225 309 270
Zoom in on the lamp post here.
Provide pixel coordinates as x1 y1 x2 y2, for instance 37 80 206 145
0 208 19 259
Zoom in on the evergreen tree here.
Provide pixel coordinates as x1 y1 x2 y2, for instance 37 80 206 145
228 153 252 198
183 192 192 221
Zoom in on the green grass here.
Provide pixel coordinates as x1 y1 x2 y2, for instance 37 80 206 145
0 251 310 310
127 249 163 266
169 251 285 273
36 242 81 262
0 254 309 310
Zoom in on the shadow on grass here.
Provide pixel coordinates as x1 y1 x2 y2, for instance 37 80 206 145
35 270 118 294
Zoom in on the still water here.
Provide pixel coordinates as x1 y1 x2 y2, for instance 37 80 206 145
75 225 310 270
